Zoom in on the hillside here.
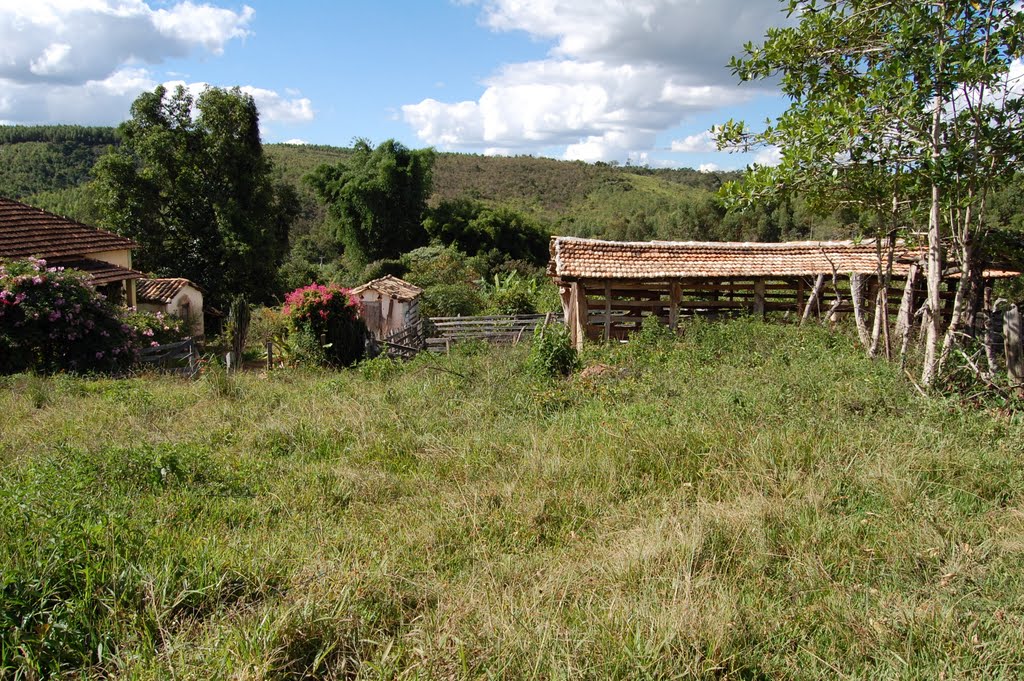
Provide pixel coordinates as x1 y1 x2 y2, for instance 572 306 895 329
2 320 1023 677
3 126 790 241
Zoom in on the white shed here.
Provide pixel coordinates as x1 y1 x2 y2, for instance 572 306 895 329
136 278 204 337
352 275 423 340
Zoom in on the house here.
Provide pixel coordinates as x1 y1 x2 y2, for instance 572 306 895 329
547 236 941 348
136 278 205 337
351 275 423 339
0 197 142 305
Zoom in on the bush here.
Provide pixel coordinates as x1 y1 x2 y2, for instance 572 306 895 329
283 283 368 367
528 323 579 377
122 308 188 347
421 283 484 317
0 258 138 374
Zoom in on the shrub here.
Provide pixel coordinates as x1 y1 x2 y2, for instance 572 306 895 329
122 308 188 347
0 258 138 374
528 323 579 377
421 283 484 317
283 283 367 367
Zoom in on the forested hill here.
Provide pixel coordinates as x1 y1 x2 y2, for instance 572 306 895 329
1 125 853 244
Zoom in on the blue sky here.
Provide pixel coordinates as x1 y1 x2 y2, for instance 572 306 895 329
0 0 791 171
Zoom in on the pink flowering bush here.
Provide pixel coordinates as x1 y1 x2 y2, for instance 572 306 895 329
123 308 188 347
0 258 139 374
282 282 367 366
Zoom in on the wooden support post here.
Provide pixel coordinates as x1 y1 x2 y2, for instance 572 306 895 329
753 278 766 317
1005 304 1023 386
266 341 273 370
604 281 612 341
796 278 805 316
801 274 825 325
669 281 681 331
570 281 588 351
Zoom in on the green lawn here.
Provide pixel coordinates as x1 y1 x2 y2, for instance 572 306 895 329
2 319 1023 679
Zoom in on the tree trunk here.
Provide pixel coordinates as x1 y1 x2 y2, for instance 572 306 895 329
850 273 872 351
921 93 945 387
938 239 975 375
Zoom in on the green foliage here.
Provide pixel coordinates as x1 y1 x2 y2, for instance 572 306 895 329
92 86 298 309
282 283 367 367
481 271 540 315
629 314 677 356
307 139 434 264
122 308 188 347
424 199 549 265
527 323 579 377
420 283 484 318
0 125 117 200
0 258 138 374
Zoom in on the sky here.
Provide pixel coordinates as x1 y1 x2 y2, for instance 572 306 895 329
0 0 795 171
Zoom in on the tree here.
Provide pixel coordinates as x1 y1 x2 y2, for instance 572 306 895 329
306 139 434 265
423 199 549 266
93 85 298 309
717 0 1024 384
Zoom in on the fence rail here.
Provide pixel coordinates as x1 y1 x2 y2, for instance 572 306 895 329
426 313 557 352
138 338 199 376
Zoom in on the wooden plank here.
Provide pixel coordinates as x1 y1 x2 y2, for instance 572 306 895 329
571 281 588 349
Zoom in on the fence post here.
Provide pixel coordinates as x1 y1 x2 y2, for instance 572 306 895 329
266 341 273 370
1005 304 1023 386
225 351 235 373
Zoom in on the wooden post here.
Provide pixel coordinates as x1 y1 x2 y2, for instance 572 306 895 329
320 333 327 348
1005 304 1023 386
796 278 805 316
570 281 589 350
225 351 234 372
266 341 273 370
801 274 825 325
753 279 766 317
604 281 612 342
669 281 681 331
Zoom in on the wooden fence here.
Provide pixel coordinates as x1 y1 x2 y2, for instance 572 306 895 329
426 313 557 353
138 338 200 376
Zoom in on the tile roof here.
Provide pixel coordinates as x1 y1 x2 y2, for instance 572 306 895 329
0 197 137 259
352 275 423 301
137 278 197 304
50 257 144 287
549 236 927 280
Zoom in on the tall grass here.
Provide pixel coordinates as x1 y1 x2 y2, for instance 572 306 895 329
2 318 1023 678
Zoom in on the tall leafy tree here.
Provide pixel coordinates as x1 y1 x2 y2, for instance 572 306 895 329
93 85 298 309
717 0 1024 384
306 139 434 264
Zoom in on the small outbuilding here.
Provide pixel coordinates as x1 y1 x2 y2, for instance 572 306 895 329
136 278 205 337
352 275 423 340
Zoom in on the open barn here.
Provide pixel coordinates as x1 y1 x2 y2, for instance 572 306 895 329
547 236 978 349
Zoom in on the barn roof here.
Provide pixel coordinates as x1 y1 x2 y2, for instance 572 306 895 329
352 275 423 301
137 278 199 304
0 197 137 259
549 236 926 280
50 257 144 287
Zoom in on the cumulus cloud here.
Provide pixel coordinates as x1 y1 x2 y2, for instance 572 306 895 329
0 1 254 86
670 130 717 153
753 145 782 166
404 0 782 161
698 162 721 173
0 1 314 129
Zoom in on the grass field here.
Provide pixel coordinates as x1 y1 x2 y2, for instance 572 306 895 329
2 319 1024 679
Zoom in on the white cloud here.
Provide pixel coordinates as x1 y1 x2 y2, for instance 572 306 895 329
404 0 783 161
0 2 314 129
671 130 717 153
0 1 254 86
284 138 308 145
698 162 721 173
240 86 314 123
753 145 782 166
